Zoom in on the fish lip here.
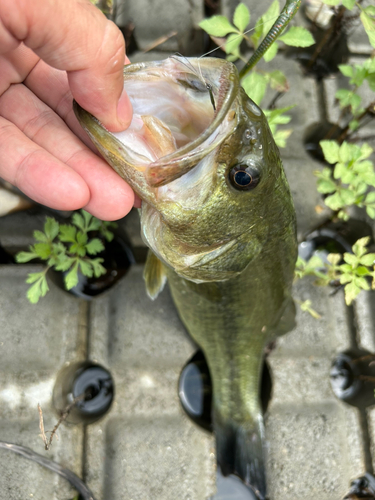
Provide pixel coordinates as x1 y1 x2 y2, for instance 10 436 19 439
143 57 240 187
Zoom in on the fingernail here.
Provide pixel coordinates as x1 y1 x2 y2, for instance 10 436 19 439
116 88 133 130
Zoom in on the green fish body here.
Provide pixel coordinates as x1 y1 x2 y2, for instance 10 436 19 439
74 56 297 499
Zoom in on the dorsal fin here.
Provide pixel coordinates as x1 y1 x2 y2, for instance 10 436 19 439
143 250 167 300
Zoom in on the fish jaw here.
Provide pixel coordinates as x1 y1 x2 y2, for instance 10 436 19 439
73 57 239 200
73 102 158 208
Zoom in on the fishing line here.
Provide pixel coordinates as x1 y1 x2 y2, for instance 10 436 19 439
170 13 283 111
170 53 217 110
198 13 281 61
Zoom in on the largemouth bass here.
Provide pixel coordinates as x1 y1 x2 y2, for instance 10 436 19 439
74 56 297 499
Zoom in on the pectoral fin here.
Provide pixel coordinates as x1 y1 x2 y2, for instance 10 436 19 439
143 250 167 300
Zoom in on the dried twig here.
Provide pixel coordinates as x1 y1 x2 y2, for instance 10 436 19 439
38 393 86 451
38 404 48 449
352 354 375 365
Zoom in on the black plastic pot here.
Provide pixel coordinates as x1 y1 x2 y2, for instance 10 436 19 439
49 229 135 300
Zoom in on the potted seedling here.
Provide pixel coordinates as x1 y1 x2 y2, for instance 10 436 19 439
15 210 134 303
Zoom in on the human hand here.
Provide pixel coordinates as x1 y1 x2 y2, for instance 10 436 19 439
0 0 138 220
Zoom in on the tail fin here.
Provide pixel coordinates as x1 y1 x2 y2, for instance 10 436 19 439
214 412 267 500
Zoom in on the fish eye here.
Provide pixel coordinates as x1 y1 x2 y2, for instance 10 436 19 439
229 164 260 191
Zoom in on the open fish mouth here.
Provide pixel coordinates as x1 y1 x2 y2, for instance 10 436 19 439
74 56 240 197
74 56 270 282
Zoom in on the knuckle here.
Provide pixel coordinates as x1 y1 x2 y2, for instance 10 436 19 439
100 22 125 76
22 108 56 141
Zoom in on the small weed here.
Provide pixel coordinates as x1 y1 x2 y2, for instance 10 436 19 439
16 211 116 304
295 236 375 305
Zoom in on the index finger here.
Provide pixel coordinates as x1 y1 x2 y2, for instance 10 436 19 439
0 0 132 131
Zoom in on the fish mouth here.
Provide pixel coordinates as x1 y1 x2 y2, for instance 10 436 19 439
73 57 239 203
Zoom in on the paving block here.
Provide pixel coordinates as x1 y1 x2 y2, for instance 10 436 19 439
0 208 76 256
85 266 216 500
347 0 375 55
283 156 331 239
102 416 215 500
0 210 45 254
251 56 322 149
276 279 353 357
355 291 375 485
353 290 375 353
266 402 365 500
0 266 87 374
266 278 366 500
115 0 204 54
366 407 375 475
0 419 84 500
267 279 365 492
0 265 87 499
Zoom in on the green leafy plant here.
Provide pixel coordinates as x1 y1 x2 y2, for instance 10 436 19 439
295 236 375 305
264 105 295 148
15 211 117 304
199 1 315 147
314 140 375 220
334 57 375 135
199 1 314 64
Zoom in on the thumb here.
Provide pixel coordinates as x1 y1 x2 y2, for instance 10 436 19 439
67 21 133 132
1 0 133 131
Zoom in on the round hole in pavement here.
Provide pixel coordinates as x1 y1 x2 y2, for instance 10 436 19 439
178 350 272 432
0 244 14 264
299 220 373 275
304 122 345 163
330 350 375 409
344 472 375 499
285 12 349 79
53 361 115 424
